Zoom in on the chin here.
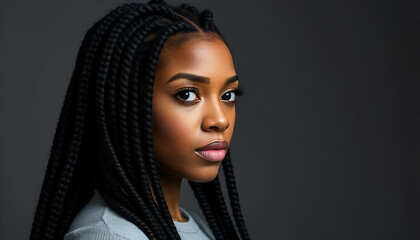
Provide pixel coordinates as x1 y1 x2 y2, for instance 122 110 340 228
186 164 221 183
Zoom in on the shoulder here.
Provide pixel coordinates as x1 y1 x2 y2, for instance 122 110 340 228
179 207 215 240
64 193 148 240
64 222 142 240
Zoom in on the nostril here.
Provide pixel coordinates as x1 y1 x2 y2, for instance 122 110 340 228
208 122 229 131
201 110 230 131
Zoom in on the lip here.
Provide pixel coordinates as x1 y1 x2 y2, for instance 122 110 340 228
195 140 228 151
195 140 228 162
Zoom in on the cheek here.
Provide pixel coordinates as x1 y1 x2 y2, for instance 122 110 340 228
152 100 200 159
154 111 189 145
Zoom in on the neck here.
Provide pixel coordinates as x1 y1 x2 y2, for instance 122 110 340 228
149 169 186 222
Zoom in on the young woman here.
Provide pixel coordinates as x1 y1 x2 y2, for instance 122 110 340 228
30 1 250 239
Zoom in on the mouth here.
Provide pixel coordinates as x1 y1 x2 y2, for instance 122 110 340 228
194 140 228 162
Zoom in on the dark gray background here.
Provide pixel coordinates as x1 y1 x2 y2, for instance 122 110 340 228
1 0 419 239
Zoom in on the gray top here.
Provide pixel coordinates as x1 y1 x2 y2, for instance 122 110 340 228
64 191 215 240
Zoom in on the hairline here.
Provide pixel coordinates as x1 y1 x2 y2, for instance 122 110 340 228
156 31 223 70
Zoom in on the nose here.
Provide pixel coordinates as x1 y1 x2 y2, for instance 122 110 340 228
201 99 229 132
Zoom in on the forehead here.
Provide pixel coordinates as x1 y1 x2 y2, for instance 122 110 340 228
155 35 236 80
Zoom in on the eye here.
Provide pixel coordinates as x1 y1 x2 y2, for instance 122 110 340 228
175 87 200 103
221 90 236 102
221 87 245 103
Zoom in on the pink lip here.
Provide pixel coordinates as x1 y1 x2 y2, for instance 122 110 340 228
195 141 228 151
195 141 228 162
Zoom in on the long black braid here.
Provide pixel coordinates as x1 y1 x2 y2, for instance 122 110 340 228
30 1 250 239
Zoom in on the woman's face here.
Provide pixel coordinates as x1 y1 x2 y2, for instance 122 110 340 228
152 34 239 182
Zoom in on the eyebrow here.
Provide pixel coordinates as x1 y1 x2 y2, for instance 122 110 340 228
166 73 239 84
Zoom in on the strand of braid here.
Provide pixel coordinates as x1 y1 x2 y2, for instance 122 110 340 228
189 172 240 239
223 150 251 240
93 5 180 240
189 181 226 239
108 14 161 185
190 179 237 240
204 176 239 239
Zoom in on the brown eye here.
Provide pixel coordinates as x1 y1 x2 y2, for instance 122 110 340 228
175 87 200 103
221 90 236 102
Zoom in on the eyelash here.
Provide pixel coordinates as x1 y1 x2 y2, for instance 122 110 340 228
174 86 245 104
232 87 245 98
174 87 200 104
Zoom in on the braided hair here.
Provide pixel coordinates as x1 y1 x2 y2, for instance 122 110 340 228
30 1 250 239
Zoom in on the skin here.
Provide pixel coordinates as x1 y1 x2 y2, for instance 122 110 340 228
151 33 239 222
